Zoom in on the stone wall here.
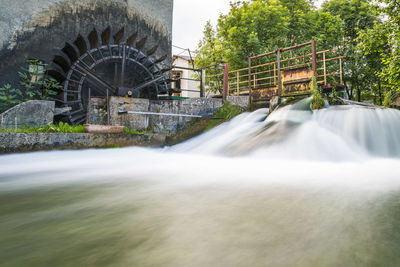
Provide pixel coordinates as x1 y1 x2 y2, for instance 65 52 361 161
0 0 174 86
148 98 223 133
0 132 165 154
89 97 224 134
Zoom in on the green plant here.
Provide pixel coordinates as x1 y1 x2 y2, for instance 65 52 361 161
0 122 85 133
36 78 61 100
0 84 22 112
19 59 61 101
310 76 325 110
383 89 399 107
123 127 147 135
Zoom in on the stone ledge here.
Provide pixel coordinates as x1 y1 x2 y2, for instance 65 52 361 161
0 133 166 154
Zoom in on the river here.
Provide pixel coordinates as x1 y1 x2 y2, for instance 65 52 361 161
1 101 400 266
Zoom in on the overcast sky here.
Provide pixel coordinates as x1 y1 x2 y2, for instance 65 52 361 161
172 0 324 57
172 0 232 56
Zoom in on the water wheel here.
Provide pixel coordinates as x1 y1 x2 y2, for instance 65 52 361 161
47 27 170 125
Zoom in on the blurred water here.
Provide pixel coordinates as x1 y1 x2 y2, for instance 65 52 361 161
1 103 400 266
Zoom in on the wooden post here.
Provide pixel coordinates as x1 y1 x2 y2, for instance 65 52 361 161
200 69 206 97
274 62 276 86
87 87 91 124
236 71 240 95
323 51 327 85
248 58 252 105
121 45 126 86
223 63 229 100
339 58 343 84
311 40 317 81
277 49 282 97
106 89 110 125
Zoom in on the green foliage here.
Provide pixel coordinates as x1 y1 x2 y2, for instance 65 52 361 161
0 122 85 133
310 76 325 110
196 0 385 104
322 0 380 102
123 127 147 135
383 89 400 108
19 59 61 101
195 0 343 72
357 0 400 106
0 59 63 113
0 84 22 112
194 21 225 94
36 78 62 100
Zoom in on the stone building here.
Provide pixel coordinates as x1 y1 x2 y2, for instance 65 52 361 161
0 0 174 124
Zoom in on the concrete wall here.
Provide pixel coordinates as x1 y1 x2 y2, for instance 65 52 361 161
0 0 174 86
0 132 166 154
89 97 223 134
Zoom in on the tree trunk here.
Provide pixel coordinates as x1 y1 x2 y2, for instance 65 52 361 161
344 81 352 100
378 80 383 105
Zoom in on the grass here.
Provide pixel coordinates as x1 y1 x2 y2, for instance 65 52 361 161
123 127 147 135
204 100 245 131
0 122 85 133
0 123 150 136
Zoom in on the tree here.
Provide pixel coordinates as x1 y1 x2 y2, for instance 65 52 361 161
195 0 381 101
356 0 400 106
320 0 379 101
194 21 226 93
357 21 390 105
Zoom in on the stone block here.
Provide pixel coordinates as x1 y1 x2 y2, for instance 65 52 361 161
0 100 55 128
108 97 150 130
227 96 249 109
87 98 107 125
149 98 223 134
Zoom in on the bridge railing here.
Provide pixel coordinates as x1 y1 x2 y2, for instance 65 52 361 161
221 41 345 103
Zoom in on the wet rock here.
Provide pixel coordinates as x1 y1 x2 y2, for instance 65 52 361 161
270 96 280 112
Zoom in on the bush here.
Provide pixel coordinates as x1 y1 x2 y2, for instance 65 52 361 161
0 59 62 113
0 84 22 113
310 76 325 110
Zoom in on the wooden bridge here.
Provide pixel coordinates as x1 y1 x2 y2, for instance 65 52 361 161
211 41 345 105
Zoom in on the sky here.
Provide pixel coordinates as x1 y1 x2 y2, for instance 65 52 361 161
172 0 324 57
172 0 232 56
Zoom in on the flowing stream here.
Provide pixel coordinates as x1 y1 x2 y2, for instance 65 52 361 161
1 101 400 266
